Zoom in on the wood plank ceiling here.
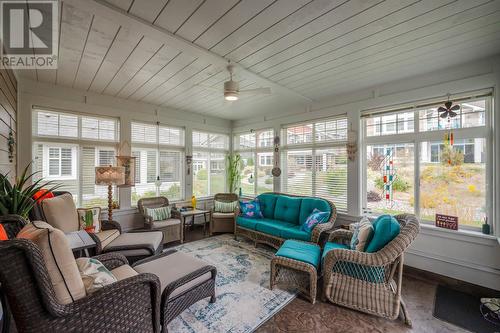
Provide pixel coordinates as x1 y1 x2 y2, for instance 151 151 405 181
19 0 500 120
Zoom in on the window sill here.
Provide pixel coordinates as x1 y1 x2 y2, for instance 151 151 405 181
419 223 497 245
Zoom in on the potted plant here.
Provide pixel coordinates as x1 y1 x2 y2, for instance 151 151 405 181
226 153 241 194
0 164 61 219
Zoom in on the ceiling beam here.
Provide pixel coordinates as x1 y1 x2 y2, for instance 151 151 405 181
62 0 313 103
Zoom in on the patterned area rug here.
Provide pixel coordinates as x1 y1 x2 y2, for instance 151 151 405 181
167 234 296 333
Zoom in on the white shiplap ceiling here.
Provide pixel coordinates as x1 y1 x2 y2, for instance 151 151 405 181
19 0 500 120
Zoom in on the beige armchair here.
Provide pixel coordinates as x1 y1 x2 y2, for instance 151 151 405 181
322 214 420 326
210 193 238 235
138 196 182 244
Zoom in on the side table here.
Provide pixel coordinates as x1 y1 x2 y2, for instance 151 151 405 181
65 230 97 257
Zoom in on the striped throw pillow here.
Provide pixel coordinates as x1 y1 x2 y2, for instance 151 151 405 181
145 206 171 221
214 200 238 213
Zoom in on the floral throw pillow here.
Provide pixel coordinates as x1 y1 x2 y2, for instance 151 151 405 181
301 208 329 232
350 217 374 251
239 199 263 219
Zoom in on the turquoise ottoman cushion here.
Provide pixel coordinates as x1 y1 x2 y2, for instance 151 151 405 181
299 197 331 225
365 215 400 253
274 196 302 225
280 225 311 242
257 193 278 219
275 239 321 268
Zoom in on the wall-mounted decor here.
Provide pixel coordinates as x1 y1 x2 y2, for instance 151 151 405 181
116 155 136 187
8 126 15 163
271 136 281 177
346 123 357 162
435 213 458 230
186 155 193 175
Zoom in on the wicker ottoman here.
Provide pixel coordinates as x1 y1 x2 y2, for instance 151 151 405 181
270 240 321 304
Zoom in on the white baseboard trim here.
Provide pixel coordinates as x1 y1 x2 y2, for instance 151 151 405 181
405 249 500 291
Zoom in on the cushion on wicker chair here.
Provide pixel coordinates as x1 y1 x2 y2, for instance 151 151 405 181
365 215 400 253
212 212 234 218
17 221 86 304
275 239 321 268
41 193 79 233
111 264 139 280
134 251 212 298
95 229 120 249
146 206 171 221
214 200 238 213
151 218 181 229
103 231 163 255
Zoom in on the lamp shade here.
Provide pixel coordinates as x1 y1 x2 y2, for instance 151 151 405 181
95 166 125 185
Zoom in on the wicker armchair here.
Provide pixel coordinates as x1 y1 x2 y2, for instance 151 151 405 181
210 193 238 235
138 197 182 244
0 239 161 332
322 214 420 326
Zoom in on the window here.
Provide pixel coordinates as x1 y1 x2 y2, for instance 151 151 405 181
234 129 275 197
282 117 348 212
131 122 184 205
32 109 120 207
192 131 229 197
362 94 492 229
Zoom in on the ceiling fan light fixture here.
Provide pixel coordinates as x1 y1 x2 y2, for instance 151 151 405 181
224 91 238 101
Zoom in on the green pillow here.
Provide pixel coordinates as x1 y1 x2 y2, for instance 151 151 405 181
146 206 171 221
214 200 238 213
365 215 400 253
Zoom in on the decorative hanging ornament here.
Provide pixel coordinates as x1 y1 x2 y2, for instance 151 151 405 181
439 95 459 165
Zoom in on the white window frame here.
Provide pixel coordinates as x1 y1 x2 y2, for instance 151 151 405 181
131 121 185 202
192 130 229 198
361 93 493 231
234 129 275 197
281 116 349 212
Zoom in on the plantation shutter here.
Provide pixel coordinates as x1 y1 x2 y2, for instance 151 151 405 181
147 151 156 182
81 147 95 195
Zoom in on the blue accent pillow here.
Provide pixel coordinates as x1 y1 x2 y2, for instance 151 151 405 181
301 208 329 232
239 199 263 219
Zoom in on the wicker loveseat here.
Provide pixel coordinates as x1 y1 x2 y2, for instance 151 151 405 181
322 214 420 326
235 193 336 249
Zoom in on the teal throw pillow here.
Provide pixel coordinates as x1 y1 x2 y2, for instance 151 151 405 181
365 215 400 253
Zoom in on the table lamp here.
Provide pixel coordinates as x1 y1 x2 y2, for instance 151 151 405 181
95 166 125 222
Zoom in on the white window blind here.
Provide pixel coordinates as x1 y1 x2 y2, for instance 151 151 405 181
282 116 348 212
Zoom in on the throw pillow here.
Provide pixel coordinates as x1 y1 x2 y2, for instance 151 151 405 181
77 207 101 233
214 200 238 213
76 258 117 294
301 208 329 232
146 206 171 221
350 217 374 251
365 215 401 253
32 189 54 203
239 199 263 219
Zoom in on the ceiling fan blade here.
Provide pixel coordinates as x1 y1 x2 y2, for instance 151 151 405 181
440 111 449 118
193 84 220 92
437 106 447 112
450 104 461 111
238 87 272 96
445 101 453 109
448 111 458 118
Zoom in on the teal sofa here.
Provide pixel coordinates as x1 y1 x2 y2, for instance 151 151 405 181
235 193 337 249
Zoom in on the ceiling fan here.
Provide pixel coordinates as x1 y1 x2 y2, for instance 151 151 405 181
196 63 272 101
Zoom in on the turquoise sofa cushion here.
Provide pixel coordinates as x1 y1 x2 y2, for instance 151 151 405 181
274 196 302 224
322 242 385 283
257 193 278 219
299 197 331 225
255 220 294 238
365 215 400 253
275 240 321 268
280 225 311 242
236 216 259 230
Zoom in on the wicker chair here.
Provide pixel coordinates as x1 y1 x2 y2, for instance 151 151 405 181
138 197 182 244
322 214 420 326
210 193 238 235
0 239 161 333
